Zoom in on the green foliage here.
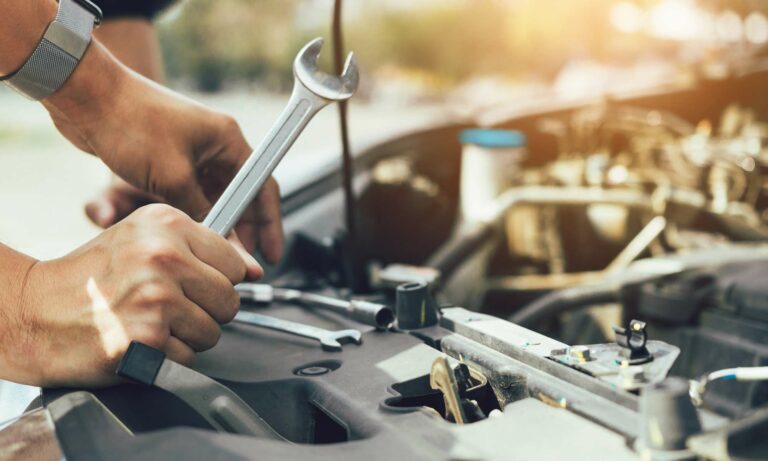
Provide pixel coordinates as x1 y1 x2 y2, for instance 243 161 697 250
157 0 622 91
159 0 305 91
157 0 764 92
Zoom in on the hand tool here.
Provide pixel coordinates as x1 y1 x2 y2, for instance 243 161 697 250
234 311 362 352
117 342 284 440
203 37 359 236
236 283 394 329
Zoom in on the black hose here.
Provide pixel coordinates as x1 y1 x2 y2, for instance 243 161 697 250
510 283 620 327
332 0 363 292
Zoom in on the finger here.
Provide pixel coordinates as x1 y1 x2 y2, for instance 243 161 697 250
164 336 196 367
85 196 117 228
184 224 252 284
234 221 258 255
168 296 223 351
179 258 241 324
254 177 284 265
110 179 161 222
228 233 264 280
86 180 159 228
163 164 214 222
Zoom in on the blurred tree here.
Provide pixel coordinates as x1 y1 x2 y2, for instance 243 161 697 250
159 0 306 91
156 0 768 93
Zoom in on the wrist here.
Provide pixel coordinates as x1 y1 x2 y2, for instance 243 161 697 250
0 247 41 385
43 40 129 131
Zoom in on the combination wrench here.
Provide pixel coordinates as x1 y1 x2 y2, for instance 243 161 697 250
203 38 361 351
234 311 362 352
203 37 359 236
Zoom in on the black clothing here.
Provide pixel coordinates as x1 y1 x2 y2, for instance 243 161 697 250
95 0 177 20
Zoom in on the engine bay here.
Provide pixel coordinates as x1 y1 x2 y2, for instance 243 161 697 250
3 57 768 461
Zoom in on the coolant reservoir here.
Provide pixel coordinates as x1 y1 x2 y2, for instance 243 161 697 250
459 129 527 222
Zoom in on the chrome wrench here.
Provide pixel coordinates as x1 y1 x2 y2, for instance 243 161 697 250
204 37 359 236
234 311 362 352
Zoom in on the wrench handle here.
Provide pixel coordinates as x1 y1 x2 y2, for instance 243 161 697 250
204 85 328 236
234 311 330 340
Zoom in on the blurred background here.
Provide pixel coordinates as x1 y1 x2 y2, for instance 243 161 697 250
3 0 768 421
3 0 768 260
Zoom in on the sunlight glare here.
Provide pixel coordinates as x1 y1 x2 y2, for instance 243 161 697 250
86 277 130 358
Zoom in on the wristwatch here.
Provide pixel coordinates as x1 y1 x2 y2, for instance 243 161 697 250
1 0 102 101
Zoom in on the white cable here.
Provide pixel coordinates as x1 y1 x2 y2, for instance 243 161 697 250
690 366 768 406
732 367 768 380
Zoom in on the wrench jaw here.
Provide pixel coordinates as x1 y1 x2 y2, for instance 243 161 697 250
320 330 363 352
294 37 359 102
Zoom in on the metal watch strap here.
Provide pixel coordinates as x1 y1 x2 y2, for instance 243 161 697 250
1 0 101 101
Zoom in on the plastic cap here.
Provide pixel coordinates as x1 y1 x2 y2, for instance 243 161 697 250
459 129 527 149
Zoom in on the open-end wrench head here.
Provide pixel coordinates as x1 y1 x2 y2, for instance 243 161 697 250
319 329 363 352
294 37 359 102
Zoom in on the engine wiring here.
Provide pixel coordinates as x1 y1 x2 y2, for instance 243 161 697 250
689 366 768 406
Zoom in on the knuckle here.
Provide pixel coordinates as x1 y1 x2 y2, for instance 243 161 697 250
219 115 241 136
138 204 189 230
145 244 184 270
165 167 195 194
227 290 241 321
175 351 197 368
159 210 189 230
134 282 175 307
137 203 178 220
212 289 240 324
128 322 170 351
136 237 185 266
200 323 222 351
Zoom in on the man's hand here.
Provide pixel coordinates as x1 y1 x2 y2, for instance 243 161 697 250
13 204 260 387
43 42 284 263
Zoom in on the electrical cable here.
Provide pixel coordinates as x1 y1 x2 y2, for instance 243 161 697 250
689 366 768 406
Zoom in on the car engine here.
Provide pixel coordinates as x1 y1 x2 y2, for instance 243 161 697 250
4 49 768 461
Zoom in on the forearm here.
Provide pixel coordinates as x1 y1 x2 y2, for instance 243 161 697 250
0 0 57 76
0 244 39 384
42 40 128 129
95 19 165 82
0 0 131 129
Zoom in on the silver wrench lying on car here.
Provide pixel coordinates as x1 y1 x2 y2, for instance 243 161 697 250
203 37 359 236
234 311 362 352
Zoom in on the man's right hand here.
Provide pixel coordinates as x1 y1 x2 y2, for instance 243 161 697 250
14 204 261 388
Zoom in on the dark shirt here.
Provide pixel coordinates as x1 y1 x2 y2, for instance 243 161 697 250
95 0 177 20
